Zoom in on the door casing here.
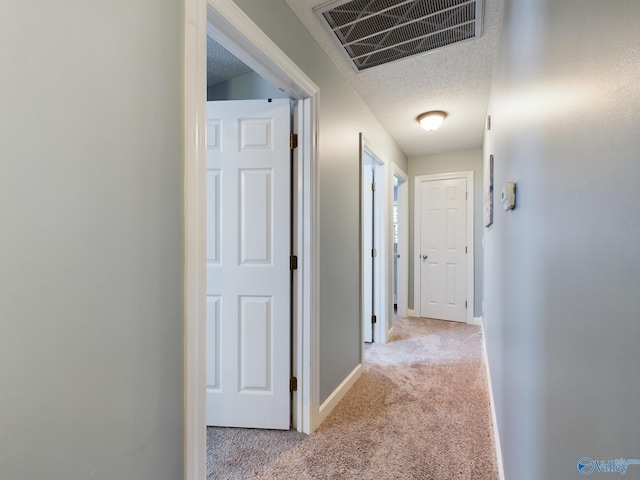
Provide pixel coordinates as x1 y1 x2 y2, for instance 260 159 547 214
184 1 320 478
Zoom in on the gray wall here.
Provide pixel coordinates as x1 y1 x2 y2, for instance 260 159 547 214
233 0 408 403
408 148 483 317
483 1 640 479
207 71 289 101
0 2 184 479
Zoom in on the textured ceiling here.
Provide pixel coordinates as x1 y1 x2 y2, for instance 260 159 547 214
207 35 252 87
285 0 503 157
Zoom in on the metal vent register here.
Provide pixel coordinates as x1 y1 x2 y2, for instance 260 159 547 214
316 0 484 71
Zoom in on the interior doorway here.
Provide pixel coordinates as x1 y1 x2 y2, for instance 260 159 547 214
204 21 296 431
393 165 409 319
393 176 399 309
185 2 321 477
360 134 388 344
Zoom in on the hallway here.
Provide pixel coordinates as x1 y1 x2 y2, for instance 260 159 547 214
207 316 498 479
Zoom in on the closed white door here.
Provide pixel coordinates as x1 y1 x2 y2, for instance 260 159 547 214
206 99 291 429
419 178 466 322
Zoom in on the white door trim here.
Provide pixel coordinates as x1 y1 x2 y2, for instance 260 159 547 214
392 165 409 322
184 1 207 477
413 171 474 324
185 0 320 478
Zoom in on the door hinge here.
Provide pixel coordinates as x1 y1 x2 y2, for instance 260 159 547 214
290 376 298 392
466 191 468 199
371 315 377 324
371 182 376 192
465 301 468 309
290 133 298 150
290 255 298 271
465 246 468 254
371 249 377 258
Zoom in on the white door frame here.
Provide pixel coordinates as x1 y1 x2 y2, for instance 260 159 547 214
413 171 474 325
360 134 389 347
392 165 409 320
185 1 320 478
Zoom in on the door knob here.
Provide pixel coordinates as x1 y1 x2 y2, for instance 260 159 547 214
422 254 428 260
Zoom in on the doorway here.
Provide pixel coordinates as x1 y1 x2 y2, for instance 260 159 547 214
392 166 409 319
185 1 321 477
360 134 388 345
394 176 399 309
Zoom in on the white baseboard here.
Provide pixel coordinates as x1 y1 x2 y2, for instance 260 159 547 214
481 324 505 480
407 309 415 317
316 363 362 429
469 316 483 326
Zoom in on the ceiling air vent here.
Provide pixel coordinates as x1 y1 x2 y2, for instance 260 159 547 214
315 0 484 72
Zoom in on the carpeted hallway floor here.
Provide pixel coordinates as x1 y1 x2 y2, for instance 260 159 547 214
207 316 499 479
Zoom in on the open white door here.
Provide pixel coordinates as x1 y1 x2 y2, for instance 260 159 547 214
418 177 467 322
206 98 291 429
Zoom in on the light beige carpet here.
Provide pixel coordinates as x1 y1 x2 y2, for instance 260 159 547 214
207 316 499 480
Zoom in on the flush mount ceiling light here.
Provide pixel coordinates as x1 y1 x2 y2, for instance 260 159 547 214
418 111 447 131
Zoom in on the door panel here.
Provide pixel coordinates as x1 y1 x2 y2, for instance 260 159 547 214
206 296 221 391
239 169 272 264
239 296 271 391
419 178 466 322
206 170 222 265
206 99 290 429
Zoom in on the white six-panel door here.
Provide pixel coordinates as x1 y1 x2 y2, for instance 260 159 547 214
206 99 291 429
419 178 467 322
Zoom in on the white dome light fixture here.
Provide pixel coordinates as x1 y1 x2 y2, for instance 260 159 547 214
418 111 447 131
